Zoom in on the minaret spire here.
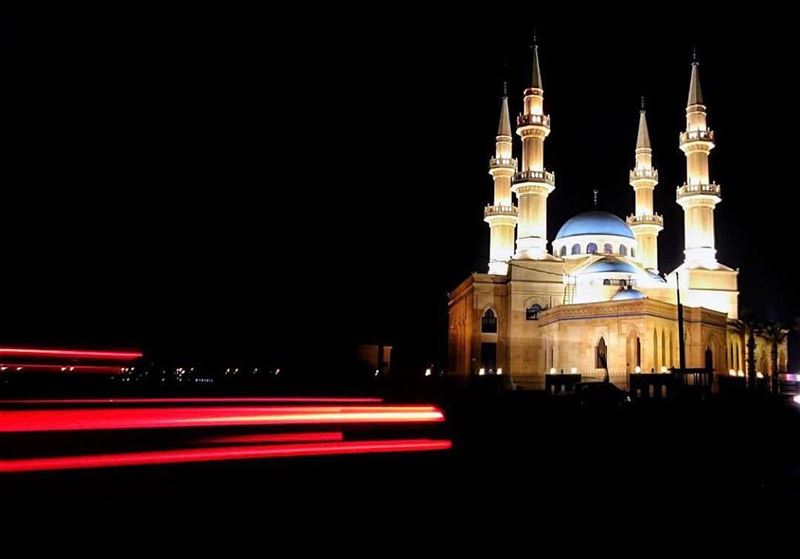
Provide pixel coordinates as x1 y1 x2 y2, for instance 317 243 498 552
497 90 512 137
512 40 555 260
687 57 704 106
530 43 543 90
636 106 651 149
485 89 518 275
678 55 720 269
627 101 663 271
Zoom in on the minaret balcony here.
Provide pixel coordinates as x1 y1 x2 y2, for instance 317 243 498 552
676 182 721 200
513 169 555 187
627 214 664 228
489 157 517 170
680 129 715 145
484 205 518 218
484 205 518 222
516 114 551 129
629 168 659 182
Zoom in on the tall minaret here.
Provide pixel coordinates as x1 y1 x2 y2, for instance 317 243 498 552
627 99 663 271
485 86 518 275
512 43 555 260
677 56 721 268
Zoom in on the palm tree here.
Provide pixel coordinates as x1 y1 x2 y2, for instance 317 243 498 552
760 322 788 395
736 309 760 390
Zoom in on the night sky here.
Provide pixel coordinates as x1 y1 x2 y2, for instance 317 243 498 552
3 14 798 370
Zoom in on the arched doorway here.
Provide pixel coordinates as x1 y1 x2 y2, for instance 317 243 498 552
705 347 713 372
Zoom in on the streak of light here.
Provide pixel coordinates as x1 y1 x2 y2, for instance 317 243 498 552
0 439 453 473
0 406 446 433
0 397 383 405
0 348 142 361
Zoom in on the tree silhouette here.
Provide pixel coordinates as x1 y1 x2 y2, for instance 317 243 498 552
760 322 788 395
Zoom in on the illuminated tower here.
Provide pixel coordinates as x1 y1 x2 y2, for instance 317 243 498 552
627 100 663 271
677 57 721 268
512 44 556 260
485 87 518 275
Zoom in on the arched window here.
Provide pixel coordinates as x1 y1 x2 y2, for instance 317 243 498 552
619 245 628 257
631 247 636 258
669 331 674 368
729 343 733 370
596 337 608 369
737 343 741 370
587 243 598 254
481 309 497 333
526 303 543 321
571 244 581 255
559 245 567 257
653 328 658 371
603 279 611 286
603 243 613 254
636 337 642 367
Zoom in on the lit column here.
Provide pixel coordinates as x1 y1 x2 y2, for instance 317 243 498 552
512 44 555 260
485 91 518 275
677 59 721 268
627 101 663 270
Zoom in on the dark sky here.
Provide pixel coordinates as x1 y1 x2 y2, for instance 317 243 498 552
3 13 799 369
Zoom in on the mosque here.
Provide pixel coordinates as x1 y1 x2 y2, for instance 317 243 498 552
447 46 788 389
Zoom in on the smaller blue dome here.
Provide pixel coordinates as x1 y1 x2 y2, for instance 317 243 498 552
556 211 635 240
612 287 646 301
582 257 639 275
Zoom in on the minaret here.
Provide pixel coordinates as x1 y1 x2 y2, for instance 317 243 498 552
485 86 518 275
627 99 663 271
512 43 555 260
677 56 721 268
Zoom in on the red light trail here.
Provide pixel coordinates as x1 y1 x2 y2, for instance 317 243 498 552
0 363 123 374
0 405 446 433
0 348 142 361
0 439 453 473
0 397 383 405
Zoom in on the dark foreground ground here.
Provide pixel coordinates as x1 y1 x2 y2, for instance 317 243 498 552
4 388 799 530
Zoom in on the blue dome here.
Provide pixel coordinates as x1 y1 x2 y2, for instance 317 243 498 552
555 211 635 240
611 287 646 301
582 258 639 275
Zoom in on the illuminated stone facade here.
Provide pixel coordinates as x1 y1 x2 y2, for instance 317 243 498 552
448 48 788 388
